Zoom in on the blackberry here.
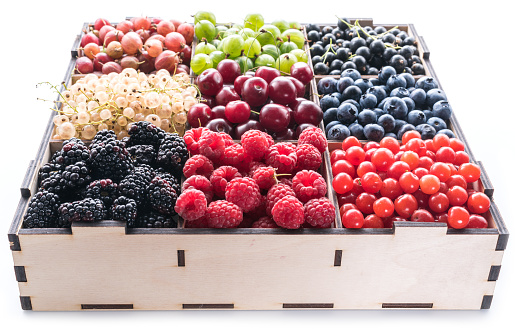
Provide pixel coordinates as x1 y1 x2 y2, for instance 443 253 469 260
133 164 156 184
111 196 138 227
155 170 180 194
23 191 60 228
126 121 166 147
39 170 65 195
58 198 106 227
156 133 189 174
136 211 176 228
50 138 90 167
91 130 117 145
147 176 177 215
89 137 134 182
128 145 157 165
118 172 149 206
82 179 118 207
60 161 92 191
38 163 63 184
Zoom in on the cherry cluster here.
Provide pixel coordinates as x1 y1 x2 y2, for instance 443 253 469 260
331 130 490 229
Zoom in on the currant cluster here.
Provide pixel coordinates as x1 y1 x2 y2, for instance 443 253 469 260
47 68 197 141
176 127 335 229
331 131 490 229
23 125 188 229
319 69 454 141
77 16 194 75
190 11 306 75
306 19 424 76
188 61 320 140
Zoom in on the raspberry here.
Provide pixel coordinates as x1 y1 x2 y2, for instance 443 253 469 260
175 189 208 221
304 197 335 228
251 166 277 190
252 216 279 228
298 127 328 154
248 161 267 175
245 194 267 221
265 143 297 173
219 132 235 147
197 130 226 162
206 200 243 228
278 177 293 188
184 127 208 155
272 195 304 229
292 170 327 203
241 129 274 161
265 183 296 216
239 216 254 228
182 175 214 203
225 177 261 213
183 155 214 178
222 143 252 172
295 144 323 171
210 166 242 198
184 218 209 228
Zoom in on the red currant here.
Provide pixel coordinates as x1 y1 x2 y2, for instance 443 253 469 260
467 192 490 214
394 194 418 219
380 137 400 154
330 149 346 165
411 209 435 222
401 151 419 170
332 160 355 177
435 147 456 164
419 174 440 194
355 192 377 215
363 214 384 228
428 192 450 213
449 138 465 152
346 146 366 166
402 130 421 145
380 178 403 199
341 209 364 228
446 186 468 206
446 174 467 189
342 136 361 150
371 148 395 172
466 214 488 228
373 197 394 218
429 162 451 182
433 133 450 150
361 172 382 193
447 206 470 229
332 173 353 194
356 161 376 177
458 163 481 183
399 172 419 194
387 161 410 180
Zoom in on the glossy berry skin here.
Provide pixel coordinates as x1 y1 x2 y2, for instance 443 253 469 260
259 104 291 133
363 214 384 228
357 161 376 177
399 172 419 194
293 100 323 126
346 146 366 165
419 174 440 195
355 192 377 215
371 148 394 172
197 68 224 96
361 172 382 193
330 149 346 165
387 161 410 180
428 192 450 213
467 214 488 228
380 178 402 199
429 162 451 183
268 77 297 105
332 159 355 177
342 136 361 150
187 103 212 128
447 206 470 229
217 59 241 84
333 173 353 194
241 77 269 107
467 192 490 214
341 209 364 228
458 163 481 183
255 66 281 84
394 194 418 219
446 186 468 206
225 100 251 123
411 209 434 222
373 197 394 218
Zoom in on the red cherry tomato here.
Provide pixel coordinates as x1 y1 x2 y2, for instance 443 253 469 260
341 209 364 228
448 206 470 229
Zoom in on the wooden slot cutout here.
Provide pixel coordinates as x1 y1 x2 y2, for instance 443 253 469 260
283 303 334 309
14 266 27 282
81 304 134 310
182 304 234 309
382 303 433 309
488 266 501 281
20 296 32 310
334 250 342 267
177 250 185 267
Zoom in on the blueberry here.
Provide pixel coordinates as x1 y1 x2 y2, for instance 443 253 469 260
357 109 377 126
432 101 452 120
331 92 343 102
423 109 434 120
377 114 396 132
397 124 416 139
341 99 361 112
402 97 415 112
410 88 427 106
378 97 387 110
415 124 436 140
366 86 387 102
319 95 340 112
337 102 359 125
407 110 426 126
427 117 447 132
363 124 385 141
437 129 455 138
393 119 407 133
373 108 386 118
378 66 396 83
327 124 351 140
415 76 439 92
367 67 379 75
399 73 415 88
325 120 341 133
354 78 373 93
359 93 377 109
383 97 408 119
317 77 338 95
386 74 407 91
370 78 381 86
426 89 447 107
340 68 361 81
323 107 339 125
349 122 366 140
384 132 398 139
342 85 362 101
390 87 410 99
337 76 355 93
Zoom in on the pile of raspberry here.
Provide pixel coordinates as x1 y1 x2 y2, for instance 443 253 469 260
175 127 336 229
331 130 491 229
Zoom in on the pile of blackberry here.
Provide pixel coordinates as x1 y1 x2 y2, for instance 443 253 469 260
306 19 425 76
23 122 188 229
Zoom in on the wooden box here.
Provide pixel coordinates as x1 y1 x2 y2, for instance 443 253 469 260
8 19 508 312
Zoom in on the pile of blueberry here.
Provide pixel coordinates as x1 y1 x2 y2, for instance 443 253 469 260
306 19 425 76
319 67 454 141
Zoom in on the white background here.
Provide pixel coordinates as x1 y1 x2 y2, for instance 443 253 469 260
1 0 514 334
